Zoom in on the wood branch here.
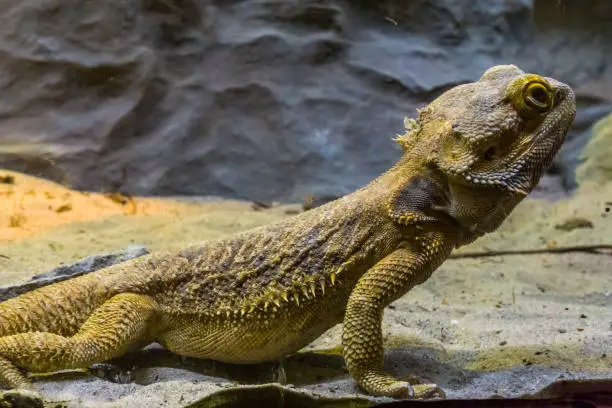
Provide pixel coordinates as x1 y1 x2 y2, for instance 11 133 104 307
449 244 612 259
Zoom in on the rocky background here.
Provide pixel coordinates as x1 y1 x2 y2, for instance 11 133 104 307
0 0 611 202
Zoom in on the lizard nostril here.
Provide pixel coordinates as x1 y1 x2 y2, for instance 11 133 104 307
553 87 566 106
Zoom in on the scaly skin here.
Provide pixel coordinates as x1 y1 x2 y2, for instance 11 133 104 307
0 65 575 399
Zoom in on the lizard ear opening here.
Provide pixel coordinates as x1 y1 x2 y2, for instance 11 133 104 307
387 173 454 226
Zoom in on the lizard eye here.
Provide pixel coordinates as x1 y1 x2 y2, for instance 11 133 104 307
524 82 552 113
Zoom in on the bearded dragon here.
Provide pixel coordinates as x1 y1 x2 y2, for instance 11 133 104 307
0 65 576 399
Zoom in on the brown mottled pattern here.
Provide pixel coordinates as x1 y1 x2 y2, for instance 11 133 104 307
0 65 575 399
114 192 397 314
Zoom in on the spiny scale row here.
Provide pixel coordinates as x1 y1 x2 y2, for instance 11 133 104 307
210 265 349 320
393 214 426 227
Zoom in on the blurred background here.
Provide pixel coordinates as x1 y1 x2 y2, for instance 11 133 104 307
0 0 610 203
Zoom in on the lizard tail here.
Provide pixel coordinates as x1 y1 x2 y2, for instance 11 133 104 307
0 273 112 338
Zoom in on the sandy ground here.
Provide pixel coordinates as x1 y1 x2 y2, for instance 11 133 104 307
0 169 293 285
0 169 611 407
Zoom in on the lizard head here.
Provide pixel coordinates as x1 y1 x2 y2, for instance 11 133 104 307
397 64 576 195
392 65 575 239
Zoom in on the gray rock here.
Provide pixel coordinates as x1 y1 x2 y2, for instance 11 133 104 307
0 0 610 202
554 99 612 189
0 245 148 302
576 112 612 186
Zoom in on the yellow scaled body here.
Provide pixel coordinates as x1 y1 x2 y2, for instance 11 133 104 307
0 65 575 399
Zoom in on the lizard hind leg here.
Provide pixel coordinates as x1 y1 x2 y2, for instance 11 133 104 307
0 293 159 389
0 356 31 390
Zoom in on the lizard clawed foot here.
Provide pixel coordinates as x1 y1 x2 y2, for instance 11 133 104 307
398 375 446 399
271 358 287 385
88 363 135 384
367 380 445 399
356 371 445 399
411 383 446 399
0 389 44 408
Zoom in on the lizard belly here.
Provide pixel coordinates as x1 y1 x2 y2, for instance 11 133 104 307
158 305 345 364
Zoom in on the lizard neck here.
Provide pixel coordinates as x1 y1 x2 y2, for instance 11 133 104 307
367 153 524 247
359 154 469 245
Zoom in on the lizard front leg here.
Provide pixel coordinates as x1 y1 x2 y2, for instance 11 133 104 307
342 232 453 398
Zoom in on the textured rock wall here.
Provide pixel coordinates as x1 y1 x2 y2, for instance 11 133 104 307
576 113 612 187
0 0 610 202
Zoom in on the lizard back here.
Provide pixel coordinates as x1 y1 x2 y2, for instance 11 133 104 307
110 187 403 318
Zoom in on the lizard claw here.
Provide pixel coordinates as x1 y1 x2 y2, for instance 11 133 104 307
0 389 44 408
382 381 415 398
271 359 287 385
368 379 446 399
355 369 446 399
398 375 446 399
411 383 446 399
378 381 445 399
88 363 135 384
